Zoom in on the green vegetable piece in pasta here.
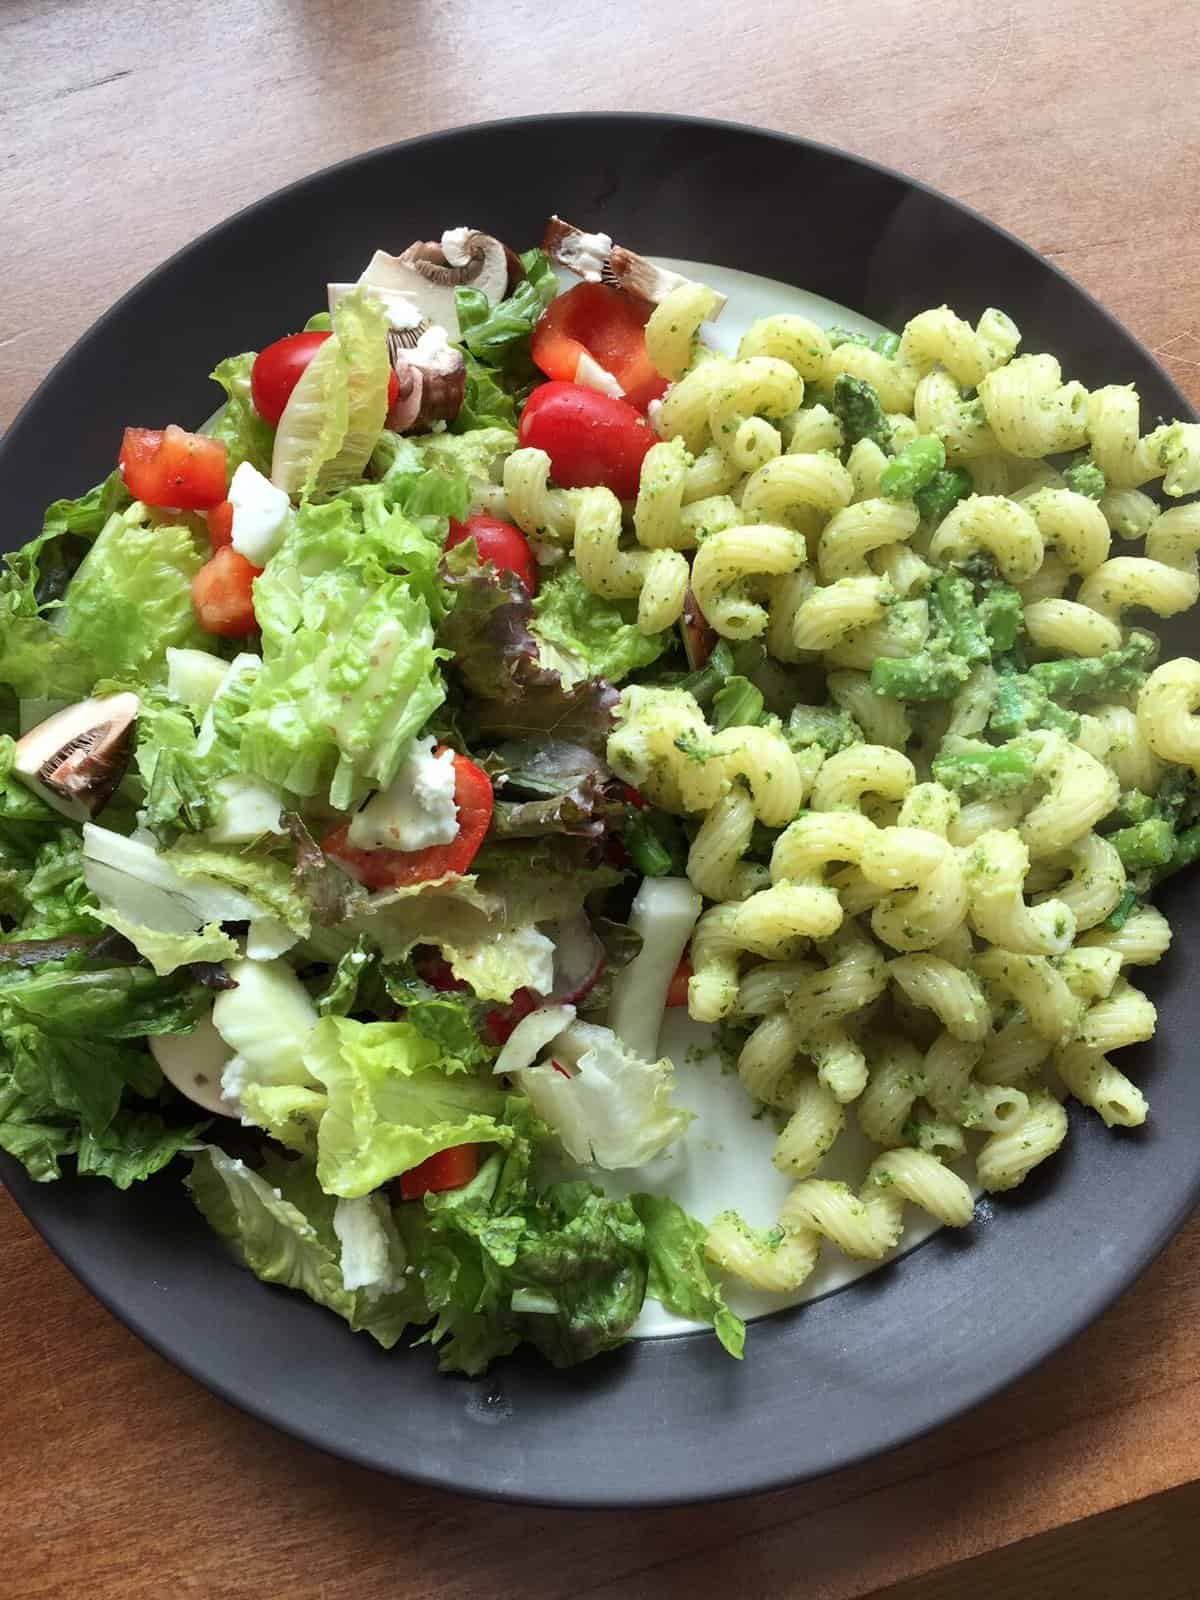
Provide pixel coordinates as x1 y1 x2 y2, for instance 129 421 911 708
914 466 974 525
978 584 1024 655
1109 817 1175 870
785 703 862 754
830 373 893 451
1110 789 1157 827
624 808 689 878
1027 629 1158 702
677 640 736 708
932 737 1037 798
873 331 902 359
870 643 971 701
1062 455 1108 501
989 669 1080 739
879 435 946 502
1105 887 1140 930
712 676 765 731
933 573 989 664
826 326 900 357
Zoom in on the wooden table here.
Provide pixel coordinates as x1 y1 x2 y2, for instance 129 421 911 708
4 0 1200 1594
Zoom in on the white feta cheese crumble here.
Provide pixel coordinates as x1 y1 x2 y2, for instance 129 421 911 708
347 735 459 851
574 349 625 399
557 229 613 282
647 397 666 437
228 461 290 567
333 1195 402 1298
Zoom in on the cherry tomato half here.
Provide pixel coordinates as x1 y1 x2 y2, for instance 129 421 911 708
251 331 400 427
119 425 228 511
665 956 693 1008
323 751 494 891
192 545 261 637
518 381 655 501
531 283 668 412
397 1144 479 1200
206 499 235 549
445 515 539 596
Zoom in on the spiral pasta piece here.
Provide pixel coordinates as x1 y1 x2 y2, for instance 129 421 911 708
818 499 921 581
900 305 1021 388
976 1090 1069 1192
1054 1043 1148 1129
737 314 833 381
644 281 725 381
979 354 1089 457
962 828 1076 956
502 447 579 541
690 522 805 640
928 494 1044 582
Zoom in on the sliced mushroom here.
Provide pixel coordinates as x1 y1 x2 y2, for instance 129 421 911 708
543 215 729 315
14 693 139 820
386 326 467 434
331 229 510 342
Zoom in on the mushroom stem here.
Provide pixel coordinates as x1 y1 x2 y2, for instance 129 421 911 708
542 215 728 315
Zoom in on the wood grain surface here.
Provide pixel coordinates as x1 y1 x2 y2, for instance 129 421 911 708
3 0 1200 1595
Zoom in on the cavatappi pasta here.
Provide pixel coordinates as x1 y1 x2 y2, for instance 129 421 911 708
502 280 1197 1301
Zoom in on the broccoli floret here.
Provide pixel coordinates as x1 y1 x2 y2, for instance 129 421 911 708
914 466 973 525
880 435 946 502
932 738 1037 798
1062 455 1108 501
786 703 862 753
830 373 893 451
1027 629 1158 701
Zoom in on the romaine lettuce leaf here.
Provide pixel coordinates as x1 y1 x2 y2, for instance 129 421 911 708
186 1145 427 1347
302 1014 512 1197
163 838 311 936
244 498 446 808
1 503 206 699
87 908 238 976
531 567 669 685
270 289 390 500
206 353 275 476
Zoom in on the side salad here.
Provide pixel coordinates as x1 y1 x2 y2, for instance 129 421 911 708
0 221 746 1373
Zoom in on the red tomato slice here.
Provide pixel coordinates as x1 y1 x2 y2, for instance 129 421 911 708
119 425 228 511
251 330 400 427
206 499 234 549
665 956 693 1008
531 283 668 412
192 546 261 637
518 381 655 501
323 751 494 891
445 515 538 596
398 1144 479 1200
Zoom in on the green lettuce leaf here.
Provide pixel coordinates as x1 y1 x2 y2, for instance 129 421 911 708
3 828 95 937
303 1014 512 1197
410 426 516 492
206 353 275 476
1 502 206 700
0 1074 79 1181
76 1109 207 1188
632 1193 745 1358
531 566 669 685
270 288 390 500
382 966 498 1070
87 908 238 976
244 498 446 808
456 248 558 368
398 1106 649 1374
186 1145 427 1347
163 838 311 936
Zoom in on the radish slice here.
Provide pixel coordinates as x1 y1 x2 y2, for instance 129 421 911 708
608 877 702 1060
680 588 717 670
493 1004 576 1075
546 912 606 1004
